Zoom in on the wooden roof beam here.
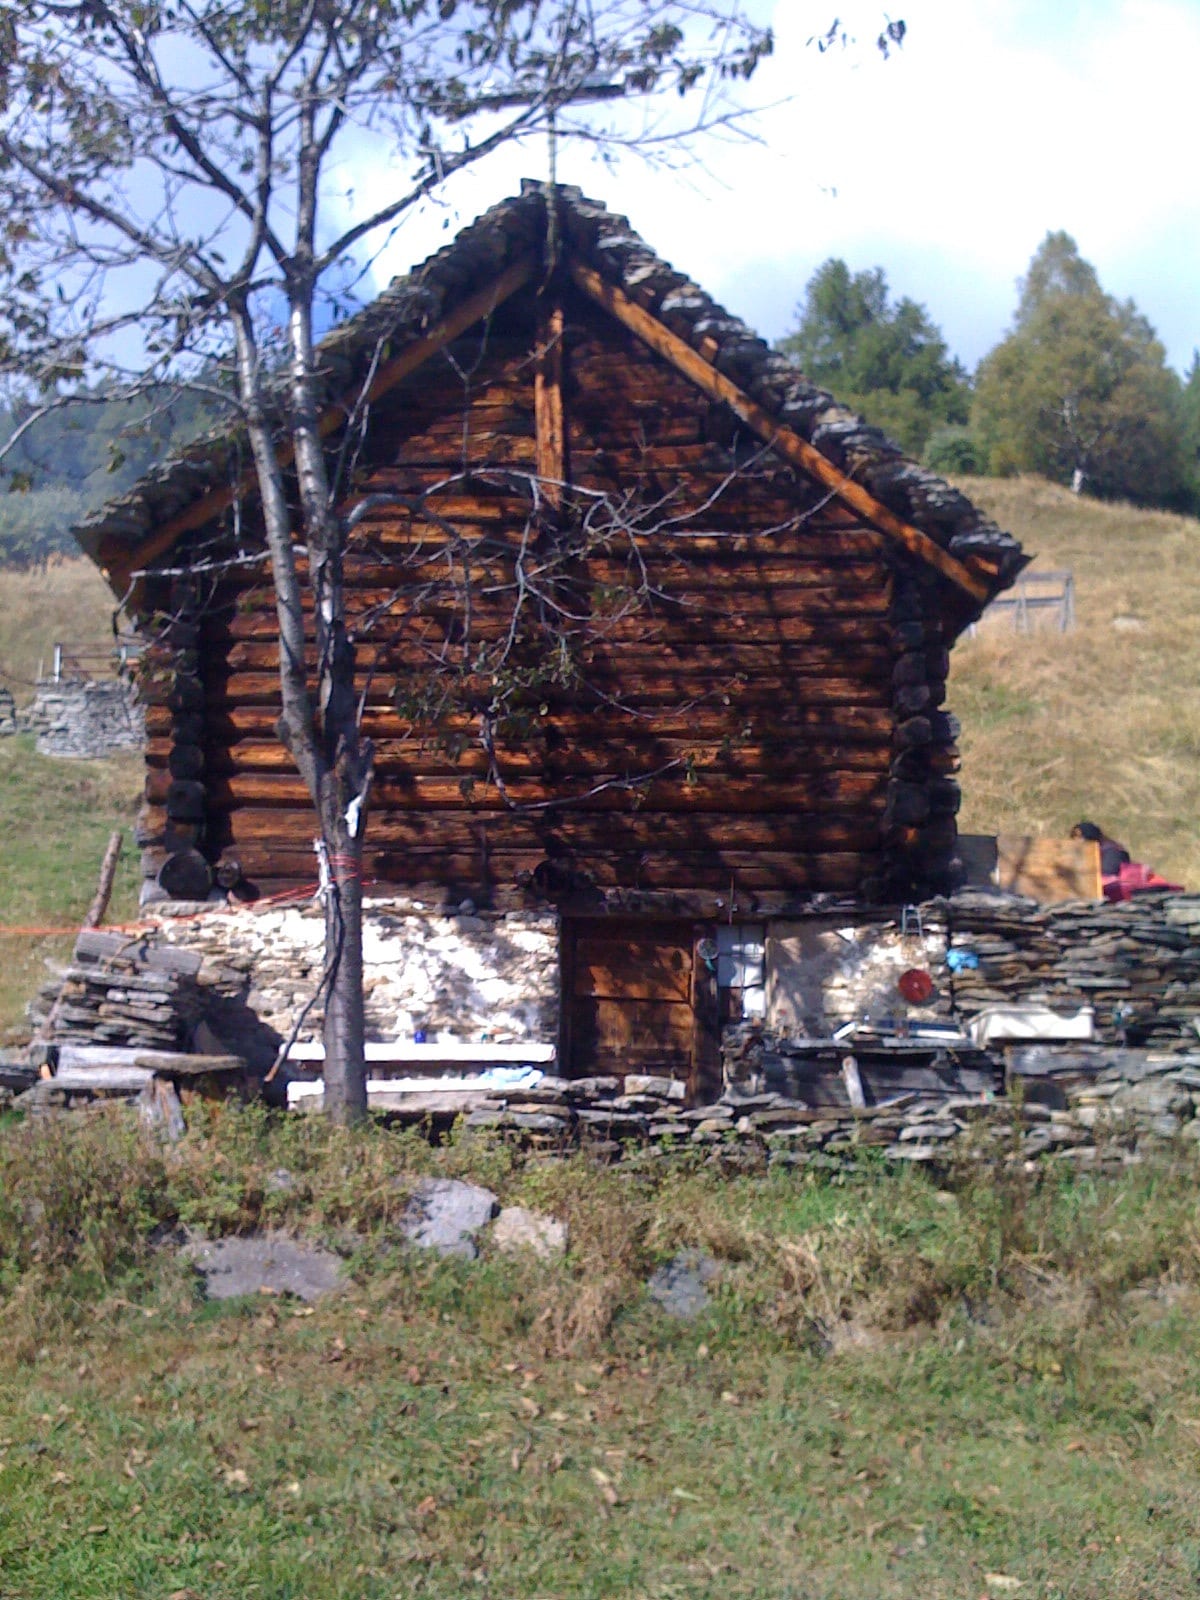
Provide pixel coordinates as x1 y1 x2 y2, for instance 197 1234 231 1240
105 257 537 589
569 262 990 604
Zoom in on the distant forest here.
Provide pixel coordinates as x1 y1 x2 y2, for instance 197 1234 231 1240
0 388 222 567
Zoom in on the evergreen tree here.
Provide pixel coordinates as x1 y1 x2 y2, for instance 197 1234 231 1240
973 232 1189 507
778 259 970 457
1180 350 1200 503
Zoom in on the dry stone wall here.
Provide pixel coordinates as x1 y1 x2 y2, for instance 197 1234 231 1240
28 679 144 758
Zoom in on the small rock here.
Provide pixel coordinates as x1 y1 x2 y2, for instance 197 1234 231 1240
623 1074 686 1101
182 1234 344 1303
567 1076 621 1100
401 1177 498 1259
1113 1079 1191 1117
266 1168 296 1193
899 1121 957 1141
886 1143 936 1161
648 1250 720 1319
503 1111 573 1133
491 1206 567 1260
1145 1112 1183 1139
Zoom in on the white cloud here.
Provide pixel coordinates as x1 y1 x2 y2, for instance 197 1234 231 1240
336 0 1200 372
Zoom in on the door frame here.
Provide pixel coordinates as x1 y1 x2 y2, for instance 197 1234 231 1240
558 916 722 1104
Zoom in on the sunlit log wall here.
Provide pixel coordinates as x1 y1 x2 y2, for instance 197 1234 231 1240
143 283 959 909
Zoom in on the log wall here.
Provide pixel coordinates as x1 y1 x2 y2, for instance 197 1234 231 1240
156 282 940 904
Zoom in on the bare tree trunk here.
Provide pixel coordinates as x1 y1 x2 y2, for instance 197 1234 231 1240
320 808 368 1123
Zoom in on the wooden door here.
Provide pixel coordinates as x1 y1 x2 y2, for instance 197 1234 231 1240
562 919 720 1099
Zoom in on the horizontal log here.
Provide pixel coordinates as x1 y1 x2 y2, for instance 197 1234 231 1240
204 671 895 711
193 701 895 744
226 844 872 893
213 807 882 854
220 563 889 604
209 586 891 642
209 774 886 823
209 648 891 685
214 626 894 673
201 737 893 781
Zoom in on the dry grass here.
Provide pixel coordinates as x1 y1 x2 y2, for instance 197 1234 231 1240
0 557 121 705
951 476 1200 888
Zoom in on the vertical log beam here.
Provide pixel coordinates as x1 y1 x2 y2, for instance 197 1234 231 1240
137 575 213 905
868 559 963 901
535 303 566 509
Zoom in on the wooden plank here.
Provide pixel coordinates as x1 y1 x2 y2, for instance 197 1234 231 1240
572 996 693 1073
569 262 991 603
574 936 692 1002
103 259 535 586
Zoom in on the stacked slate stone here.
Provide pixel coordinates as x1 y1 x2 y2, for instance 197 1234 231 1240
946 890 1200 1048
455 1061 1200 1168
460 1071 1012 1164
30 679 144 758
28 929 203 1050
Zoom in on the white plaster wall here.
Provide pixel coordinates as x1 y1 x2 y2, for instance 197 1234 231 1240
765 914 949 1035
159 897 559 1046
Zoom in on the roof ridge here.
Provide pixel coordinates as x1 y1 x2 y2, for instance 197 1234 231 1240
75 182 1026 615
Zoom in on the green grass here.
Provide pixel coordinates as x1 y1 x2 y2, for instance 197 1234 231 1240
3 1108 1200 1598
0 734 141 1045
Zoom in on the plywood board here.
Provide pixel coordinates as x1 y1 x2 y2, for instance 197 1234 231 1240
995 835 1102 903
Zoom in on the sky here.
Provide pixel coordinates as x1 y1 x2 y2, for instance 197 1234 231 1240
349 0 1200 377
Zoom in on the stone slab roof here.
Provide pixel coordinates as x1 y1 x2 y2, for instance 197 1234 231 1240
76 182 1026 622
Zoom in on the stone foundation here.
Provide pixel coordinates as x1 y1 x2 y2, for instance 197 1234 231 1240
157 897 559 1060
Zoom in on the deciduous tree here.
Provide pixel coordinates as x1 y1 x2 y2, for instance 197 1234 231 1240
973 231 1188 507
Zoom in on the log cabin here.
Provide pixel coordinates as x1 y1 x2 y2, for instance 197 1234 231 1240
75 184 1028 1091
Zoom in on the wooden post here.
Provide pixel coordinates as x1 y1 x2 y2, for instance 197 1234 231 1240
85 830 125 928
535 303 566 509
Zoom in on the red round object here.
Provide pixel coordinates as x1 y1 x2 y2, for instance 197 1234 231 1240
898 968 934 1004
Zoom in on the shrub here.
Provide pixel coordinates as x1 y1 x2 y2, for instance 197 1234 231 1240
924 425 989 476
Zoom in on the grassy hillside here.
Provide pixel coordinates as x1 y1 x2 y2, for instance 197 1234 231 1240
951 476 1200 889
0 558 124 705
0 738 141 1046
